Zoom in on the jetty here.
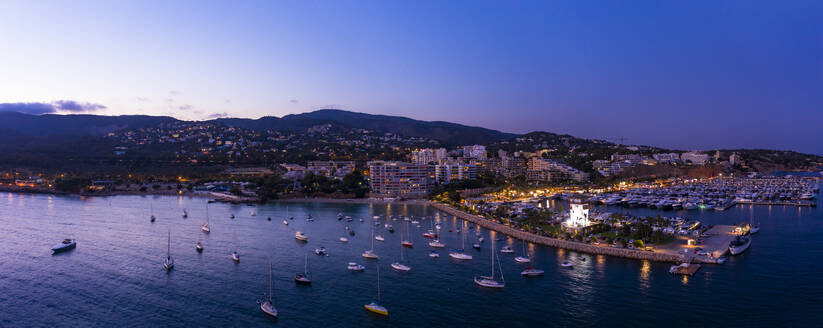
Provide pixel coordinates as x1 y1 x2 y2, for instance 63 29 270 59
430 202 687 263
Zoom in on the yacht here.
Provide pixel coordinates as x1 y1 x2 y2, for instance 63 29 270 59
294 231 308 242
363 223 379 259
429 240 445 248
348 262 365 271
729 235 751 255
51 239 77 253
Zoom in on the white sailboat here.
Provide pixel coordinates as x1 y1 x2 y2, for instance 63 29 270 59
201 204 211 233
474 240 504 288
363 219 379 259
163 230 174 271
195 230 203 253
391 238 411 272
449 221 472 260
514 240 531 263
295 254 312 284
364 266 388 316
258 259 278 318
231 231 240 263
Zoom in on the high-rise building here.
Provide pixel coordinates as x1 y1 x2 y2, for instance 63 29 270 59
368 161 433 197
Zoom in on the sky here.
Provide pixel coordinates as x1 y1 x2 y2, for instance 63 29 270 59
0 1 821 154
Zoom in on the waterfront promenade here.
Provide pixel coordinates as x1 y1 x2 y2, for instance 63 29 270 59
430 202 691 263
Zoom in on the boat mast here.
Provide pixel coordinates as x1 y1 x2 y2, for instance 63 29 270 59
167 230 171 260
490 239 495 280
268 259 274 303
376 265 381 302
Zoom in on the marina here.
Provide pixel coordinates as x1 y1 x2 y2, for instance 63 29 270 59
2 192 822 326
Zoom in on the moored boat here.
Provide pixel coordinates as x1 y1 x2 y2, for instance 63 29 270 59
51 239 77 253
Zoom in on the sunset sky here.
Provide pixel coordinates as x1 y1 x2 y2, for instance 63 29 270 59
1 1 820 153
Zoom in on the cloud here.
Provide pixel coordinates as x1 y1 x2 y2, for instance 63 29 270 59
0 102 56 115
290 99 299 104
206 112 229 119
0 100 106 114
53 100 106 112
169 90 179 95
136 97 149 102
178 104 193 111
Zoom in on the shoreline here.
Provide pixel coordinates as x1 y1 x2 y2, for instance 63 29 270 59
429 202 692 264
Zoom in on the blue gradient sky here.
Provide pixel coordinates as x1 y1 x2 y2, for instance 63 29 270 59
0 1 821 153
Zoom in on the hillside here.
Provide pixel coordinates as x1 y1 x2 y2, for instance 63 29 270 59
215 109 517 146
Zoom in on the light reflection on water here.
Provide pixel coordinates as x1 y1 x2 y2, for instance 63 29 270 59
1 193 821 327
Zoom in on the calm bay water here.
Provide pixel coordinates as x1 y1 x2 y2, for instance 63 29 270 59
1 192 822 327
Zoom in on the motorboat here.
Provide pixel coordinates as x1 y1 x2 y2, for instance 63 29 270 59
295 231 308 242
561 261 574 268
201 223 210 233
401 240 413 247
750 223 760 234
283 220 289 226
500 246 514 254
514 256 531 263
472 243 481 249
195 241 203 253
375 235 385 242
428 240 445 248
422 231 438 238
348 262 365 271
339 237 349 243
428 251 440 258
314 247 328 256
232 251 240 263
51 239 77 253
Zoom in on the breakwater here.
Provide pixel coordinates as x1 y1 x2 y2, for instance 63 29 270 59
430 202 688 263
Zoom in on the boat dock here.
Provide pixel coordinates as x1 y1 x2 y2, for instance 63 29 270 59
658 225 737 263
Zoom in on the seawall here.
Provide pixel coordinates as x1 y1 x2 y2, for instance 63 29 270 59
430 202 688 263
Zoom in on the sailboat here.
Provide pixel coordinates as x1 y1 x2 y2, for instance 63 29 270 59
201 204 211 233
449 221 472 260
150 202 156 223
362 219 379 259
231 231 240 263
401 221 413 247
295 254 312 284
364 266 388 316
182 208 188 218
514 240 531 263
391 238 411 272
474 240 504 288
195 231 203 253
429 225 445 248
163 230 174 271
258 259 278 318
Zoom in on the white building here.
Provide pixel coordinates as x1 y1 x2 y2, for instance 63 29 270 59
681 151 709 165
410 148 448 164
565 197 591 228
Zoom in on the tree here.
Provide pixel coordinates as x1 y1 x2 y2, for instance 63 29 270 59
54 177 89 193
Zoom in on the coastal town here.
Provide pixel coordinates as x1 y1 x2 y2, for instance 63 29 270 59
4 130 820 270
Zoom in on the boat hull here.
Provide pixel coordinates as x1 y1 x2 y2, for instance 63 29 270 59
365 303 388 316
